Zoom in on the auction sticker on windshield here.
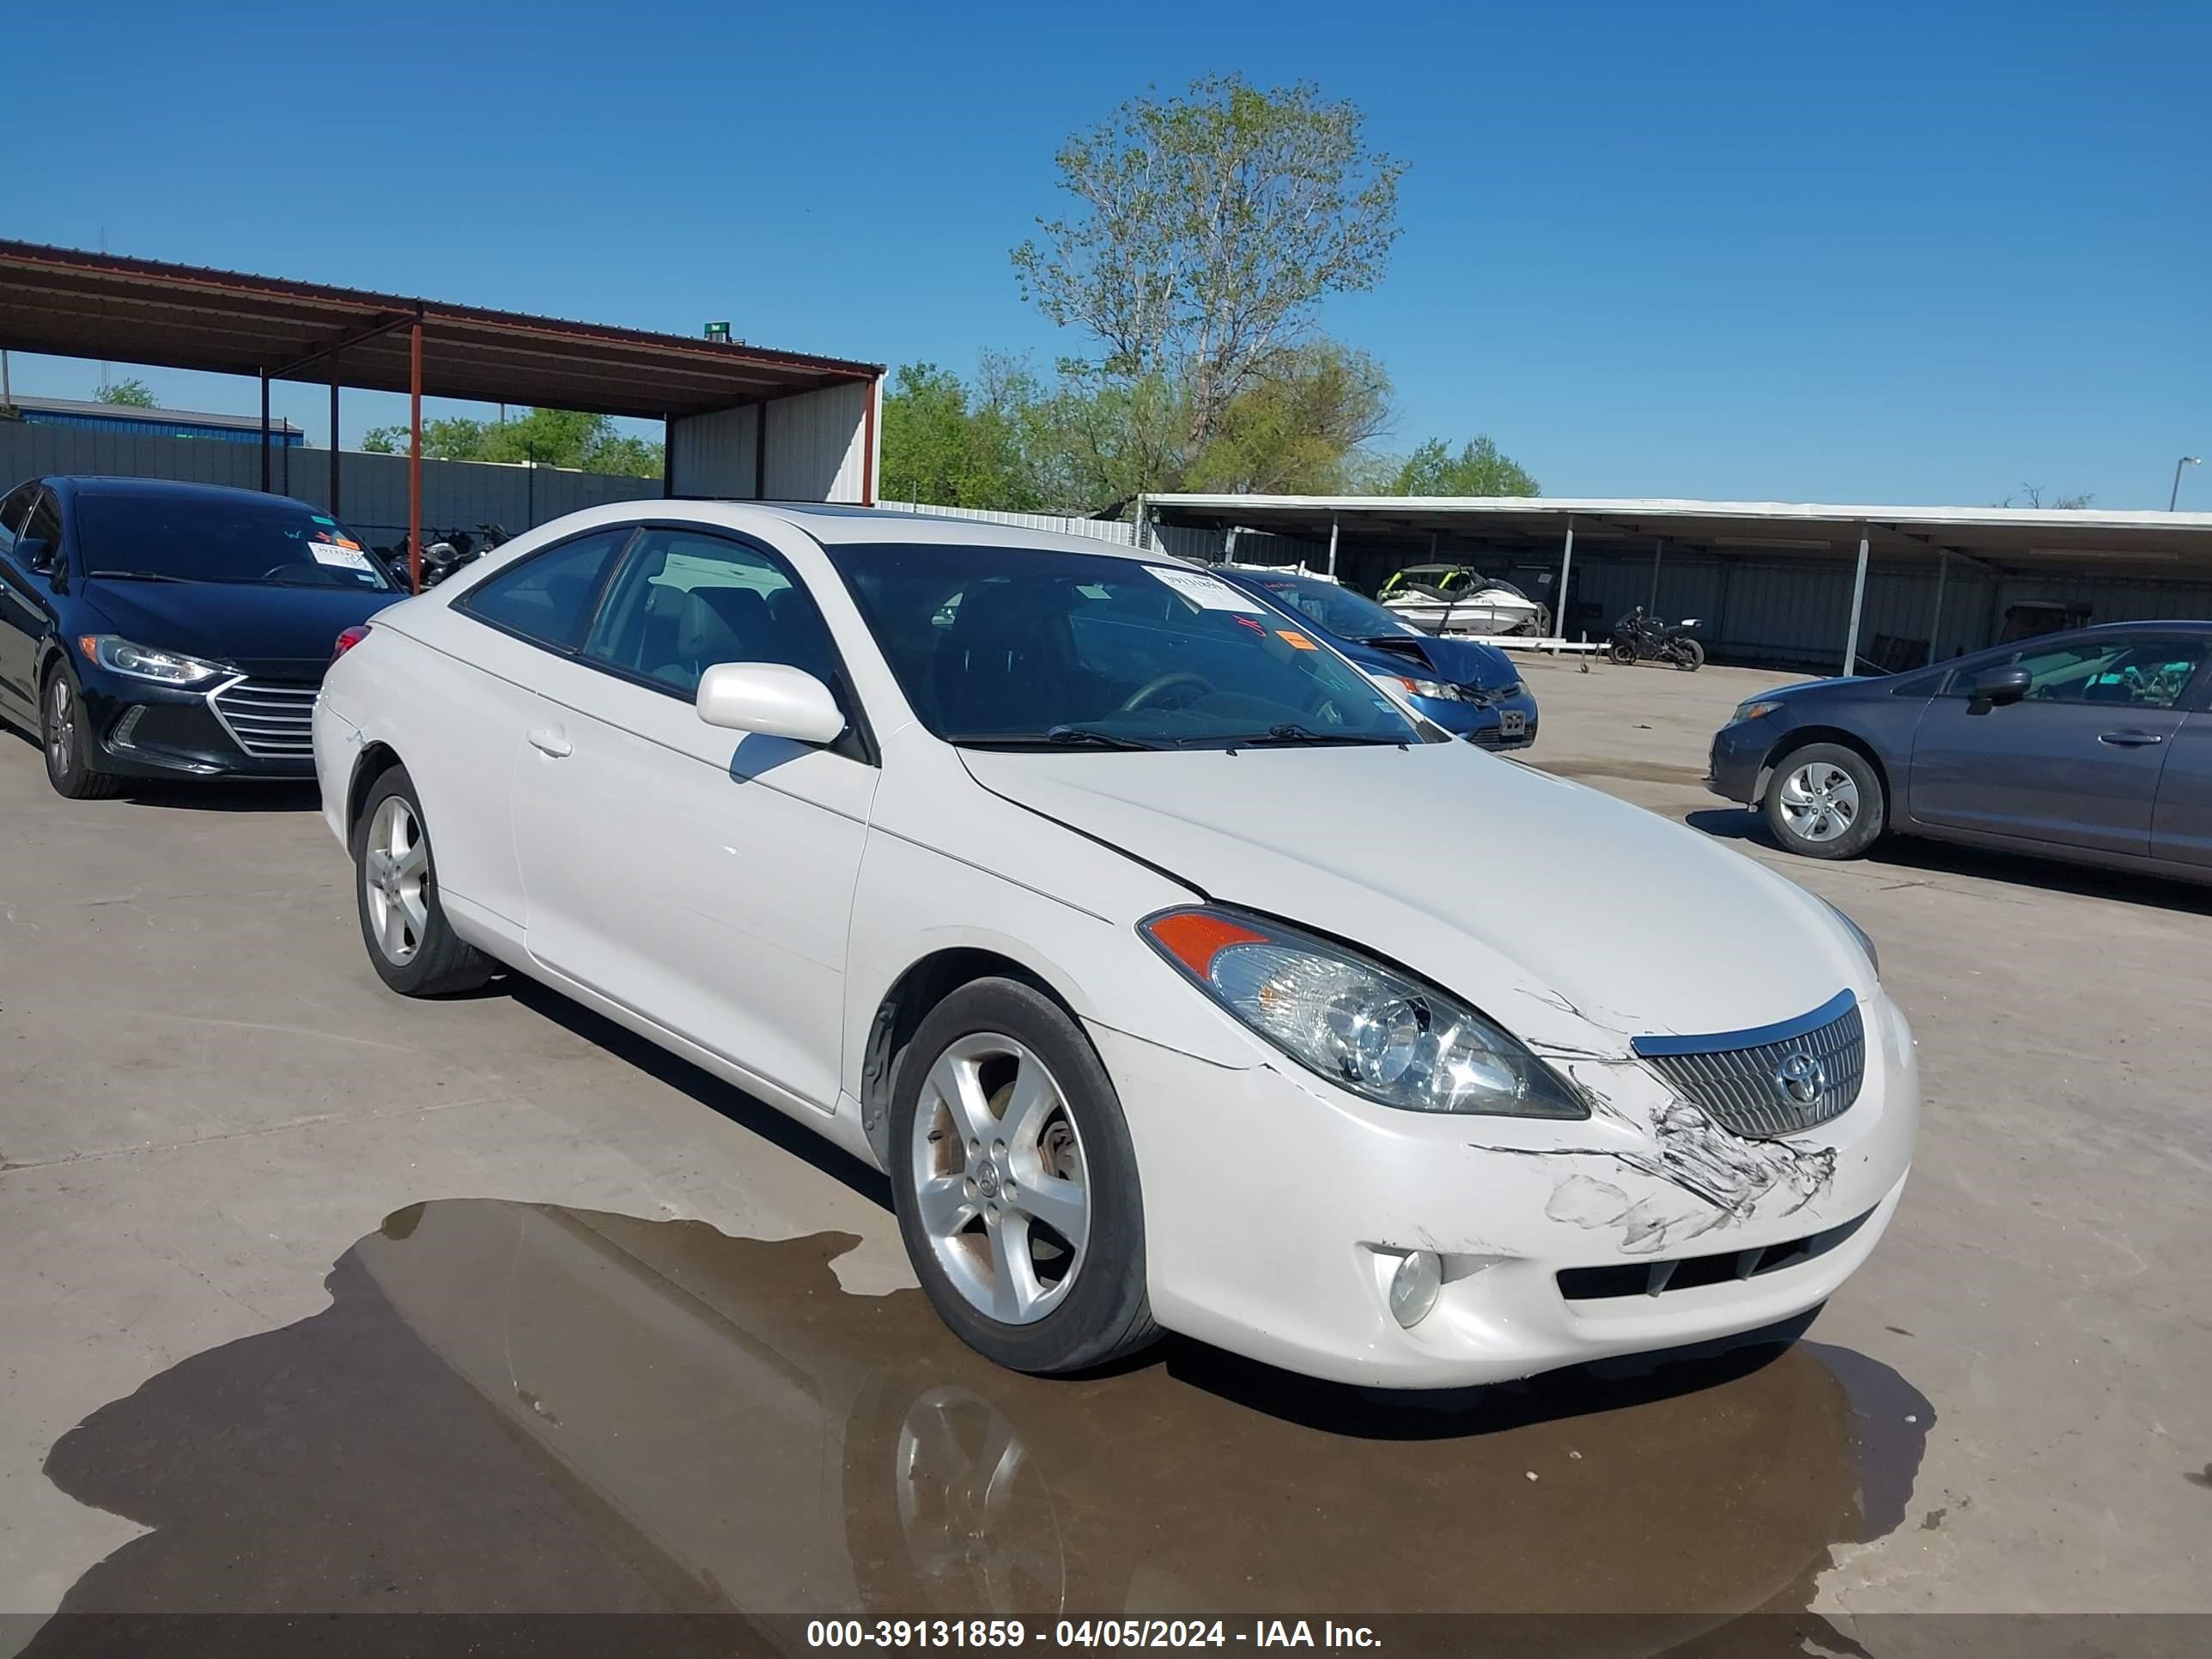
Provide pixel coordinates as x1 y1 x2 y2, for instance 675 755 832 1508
309 544 375 572
1148 567 1266 612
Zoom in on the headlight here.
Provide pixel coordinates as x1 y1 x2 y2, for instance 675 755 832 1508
77 635 228 686
1140 907 1587 1118
1822 898 1880 977
1732 698 1785 722
1367 671 1463 702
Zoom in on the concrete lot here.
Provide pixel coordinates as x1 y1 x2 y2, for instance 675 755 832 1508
2 657 2208 1637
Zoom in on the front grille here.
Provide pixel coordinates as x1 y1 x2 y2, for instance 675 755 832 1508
1557 1208 1873 1300
1633 992 1865 1139
210 678 319 758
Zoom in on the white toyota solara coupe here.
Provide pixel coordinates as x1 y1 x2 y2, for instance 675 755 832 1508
313 502 1917 1388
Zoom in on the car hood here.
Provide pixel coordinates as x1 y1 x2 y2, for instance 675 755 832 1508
1340 632 1522 691
960 743 1863 1056
80 579 404 681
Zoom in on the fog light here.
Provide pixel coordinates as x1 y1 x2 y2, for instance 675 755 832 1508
1389 1249 1443 1328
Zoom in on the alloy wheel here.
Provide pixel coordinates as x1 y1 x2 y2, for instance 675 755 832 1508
910 1032 1091 1326
46 677 75 778
1778 761 1860 842
362 796 431 965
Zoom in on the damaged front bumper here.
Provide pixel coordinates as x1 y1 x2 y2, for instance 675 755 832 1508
1095 990 1917 1389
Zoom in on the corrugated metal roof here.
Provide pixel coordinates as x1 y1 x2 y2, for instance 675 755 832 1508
1146 493 2212 579
0 240 880 421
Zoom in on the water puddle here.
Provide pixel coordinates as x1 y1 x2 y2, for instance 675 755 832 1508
35 1200 1929 1634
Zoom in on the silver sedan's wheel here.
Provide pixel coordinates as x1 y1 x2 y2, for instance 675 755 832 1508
1777 760 1859 843
909 1032 1091 1327
362 795 431 966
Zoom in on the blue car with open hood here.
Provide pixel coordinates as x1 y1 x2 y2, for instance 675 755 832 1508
0 477 404 797
1213 564 1538 750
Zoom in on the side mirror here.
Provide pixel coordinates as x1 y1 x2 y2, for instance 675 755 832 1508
1967 665 2033 712
696 661 846 745
15 536 53 573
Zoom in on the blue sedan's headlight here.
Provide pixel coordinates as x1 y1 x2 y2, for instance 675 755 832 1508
1141 907 1588 1118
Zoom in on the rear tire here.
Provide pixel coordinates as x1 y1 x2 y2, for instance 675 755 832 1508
890 977 1158 1376
1674 639 1706 672
1763 742 1885 860
41 663 121 800
351 764 494 996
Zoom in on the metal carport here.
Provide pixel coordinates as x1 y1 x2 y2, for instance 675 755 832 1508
0 240 883 589
1142 495 2212 672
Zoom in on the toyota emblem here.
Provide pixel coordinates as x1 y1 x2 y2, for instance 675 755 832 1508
1773 1051 1827 1105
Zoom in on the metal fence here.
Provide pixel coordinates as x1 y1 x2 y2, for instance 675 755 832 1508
0 421 664 550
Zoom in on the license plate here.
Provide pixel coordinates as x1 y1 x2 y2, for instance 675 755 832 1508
1496 710 1527 737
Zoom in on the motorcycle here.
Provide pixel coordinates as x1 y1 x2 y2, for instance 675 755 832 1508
1608 605 1705 671
414 524 513 589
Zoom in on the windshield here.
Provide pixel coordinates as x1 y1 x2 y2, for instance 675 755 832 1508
1232 571 1421 641
77 493 394 591
828 544 1426 750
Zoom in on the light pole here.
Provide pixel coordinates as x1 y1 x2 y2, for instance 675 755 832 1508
2173 456 2203 512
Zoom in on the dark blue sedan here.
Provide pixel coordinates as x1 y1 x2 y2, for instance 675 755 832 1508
0 476 404 798
1213 566 1538 750
1706 621 2212 883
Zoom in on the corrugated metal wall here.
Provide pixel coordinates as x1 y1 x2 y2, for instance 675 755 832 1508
669 404 758 499
668 380 875 503
0 420 662 550
765 380 872 501
1427 544 2212 670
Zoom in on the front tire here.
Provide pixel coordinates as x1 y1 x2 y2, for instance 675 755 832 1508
890 978 1158 1376
351 765 494 995
1607 639 1637 666
1764 742 1885 860
42 663 121 800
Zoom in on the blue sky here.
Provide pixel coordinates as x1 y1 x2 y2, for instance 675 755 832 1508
10 0 2207 507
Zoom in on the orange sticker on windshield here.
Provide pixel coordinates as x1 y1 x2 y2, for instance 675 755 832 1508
1275 629 1317 650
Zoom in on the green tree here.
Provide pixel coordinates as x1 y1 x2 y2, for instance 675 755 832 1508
1012 75 1405 476
95 378 157 407
1186 341 1393 496
879 359 1043 509
1383 436 1540 497
362 408 663 477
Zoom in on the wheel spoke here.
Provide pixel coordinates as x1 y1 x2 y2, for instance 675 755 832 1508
927 1053 998 1148
380 900 409 959
998 1059 1056 1152
398 885 429 937
915 1174 975 1237
394 838 428 879
1011 1173 1086 1244
986 1214 1040 1322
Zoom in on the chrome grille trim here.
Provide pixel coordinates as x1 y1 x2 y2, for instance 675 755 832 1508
1634 992 1865 1139
207 677 320 758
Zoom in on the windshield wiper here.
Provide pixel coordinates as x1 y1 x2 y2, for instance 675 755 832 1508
954 726 1164 751
1215 724 1406 749
88 569 193 583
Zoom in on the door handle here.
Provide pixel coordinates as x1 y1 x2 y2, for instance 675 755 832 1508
526 726 573 758
2097 730 2164 747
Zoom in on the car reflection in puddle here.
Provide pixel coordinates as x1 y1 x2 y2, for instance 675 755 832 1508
38 1200 1929 1645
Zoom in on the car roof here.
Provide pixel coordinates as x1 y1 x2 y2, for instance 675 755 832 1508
669 500 1176 562
2039 619 2212 636
45 476 319 507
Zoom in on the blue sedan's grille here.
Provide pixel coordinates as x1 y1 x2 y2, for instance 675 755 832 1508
1633 994 1866 1139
